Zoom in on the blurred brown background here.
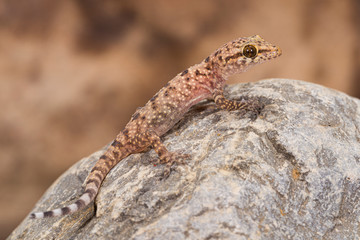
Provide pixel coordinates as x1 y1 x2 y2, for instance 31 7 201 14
1 0 359 237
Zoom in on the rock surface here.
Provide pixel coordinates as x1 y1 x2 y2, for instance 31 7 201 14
8 79 360 240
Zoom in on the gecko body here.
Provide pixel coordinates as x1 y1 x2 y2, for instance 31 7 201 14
30 35 281 218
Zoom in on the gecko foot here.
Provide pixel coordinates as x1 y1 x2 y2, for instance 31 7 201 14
159 152 191 178
236 98 265 120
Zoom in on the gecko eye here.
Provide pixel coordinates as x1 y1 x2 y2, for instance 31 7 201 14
243 45 258 58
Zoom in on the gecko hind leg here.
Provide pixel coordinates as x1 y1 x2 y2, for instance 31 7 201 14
144 131 191 177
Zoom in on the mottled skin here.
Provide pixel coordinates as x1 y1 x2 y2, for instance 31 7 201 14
30 35 281 219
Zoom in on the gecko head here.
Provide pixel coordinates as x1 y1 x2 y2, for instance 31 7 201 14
214 35 282 77
245 35 282 62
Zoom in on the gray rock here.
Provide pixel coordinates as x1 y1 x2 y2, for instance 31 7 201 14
8 79 360 240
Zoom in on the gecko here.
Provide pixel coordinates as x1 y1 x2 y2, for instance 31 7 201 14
30 35 281 218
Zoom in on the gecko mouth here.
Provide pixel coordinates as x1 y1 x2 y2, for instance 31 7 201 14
264 46 282 60
275 46 282 57
256 45 281 61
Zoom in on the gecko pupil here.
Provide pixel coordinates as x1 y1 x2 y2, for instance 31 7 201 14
243 45 257 58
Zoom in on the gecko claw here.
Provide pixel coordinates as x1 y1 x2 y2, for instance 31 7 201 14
159 152 191 178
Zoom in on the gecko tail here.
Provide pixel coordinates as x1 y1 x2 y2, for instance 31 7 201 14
29 154 111 219
30 187 97 219
30 139 128 219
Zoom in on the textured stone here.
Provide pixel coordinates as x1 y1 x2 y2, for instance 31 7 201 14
8 79 360 239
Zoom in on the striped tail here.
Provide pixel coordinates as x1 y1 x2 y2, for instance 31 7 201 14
30 141 128 219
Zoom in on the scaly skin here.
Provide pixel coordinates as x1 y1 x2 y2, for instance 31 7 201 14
30 35 281 218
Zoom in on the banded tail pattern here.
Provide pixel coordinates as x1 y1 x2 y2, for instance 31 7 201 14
30 141 129 219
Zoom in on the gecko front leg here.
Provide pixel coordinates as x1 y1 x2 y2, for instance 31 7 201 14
213 88 264 118
213 89 264 120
